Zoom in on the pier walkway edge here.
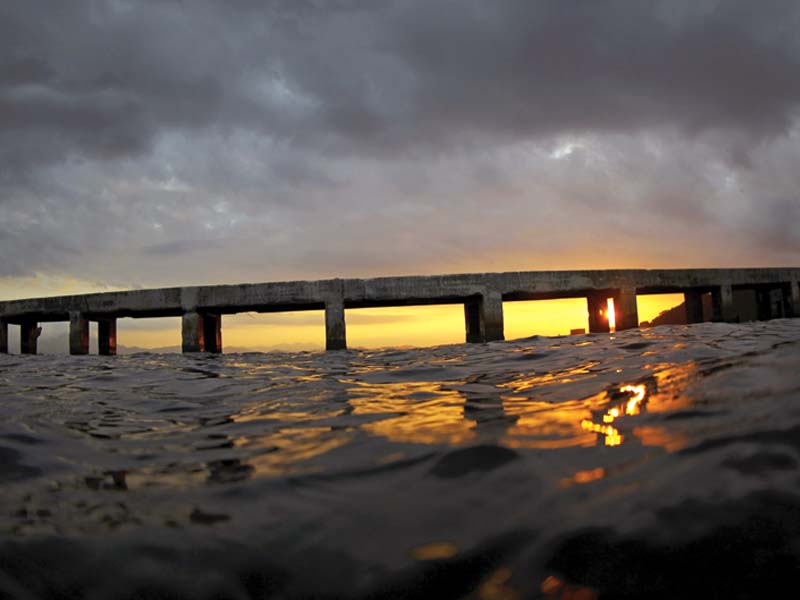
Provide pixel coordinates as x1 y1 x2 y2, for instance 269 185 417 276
1 268 798 355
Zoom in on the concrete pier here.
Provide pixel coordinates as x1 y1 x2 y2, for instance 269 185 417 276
325 299 346 351
464 292 505 342
203 312 222 354
613 287 639 331
69 312 90 355
684 290 705 324
182 311 205 353
712 285 736 322
20 321 40 355
98 318 117 356
0 267 797 354
587 293 610 333
791 279 800 318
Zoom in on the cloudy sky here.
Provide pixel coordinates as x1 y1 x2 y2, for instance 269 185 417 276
1 1 799 347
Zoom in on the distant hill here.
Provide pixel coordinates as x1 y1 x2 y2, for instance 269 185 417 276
640 295 712 327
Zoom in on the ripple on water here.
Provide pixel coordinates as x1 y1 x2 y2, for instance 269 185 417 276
0 320 799 597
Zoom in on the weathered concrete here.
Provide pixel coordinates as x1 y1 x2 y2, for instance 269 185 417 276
0 268 797 353
481 291 505 342
613 287 639 331
712 285 736 323
684 290 705 324
325 299 346 351
464 300 482 343
756 288 785 321
98 318 117 356
587 293 610 333
202 312 222 354
69 312 90 355
182 311 204 353
20 320 40 355
463 292 505 342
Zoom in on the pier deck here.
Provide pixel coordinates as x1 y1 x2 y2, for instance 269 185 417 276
1 268 798 354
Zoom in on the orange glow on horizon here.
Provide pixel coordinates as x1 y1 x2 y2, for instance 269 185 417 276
7 282 686 351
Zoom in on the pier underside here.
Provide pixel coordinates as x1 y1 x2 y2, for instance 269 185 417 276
0 268 797 354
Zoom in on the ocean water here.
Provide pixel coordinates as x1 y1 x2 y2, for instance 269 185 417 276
1 320 800 599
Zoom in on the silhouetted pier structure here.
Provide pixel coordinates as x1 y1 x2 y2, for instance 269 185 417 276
0 268 798 355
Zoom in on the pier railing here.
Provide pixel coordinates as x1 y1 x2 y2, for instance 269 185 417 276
1 268 798 354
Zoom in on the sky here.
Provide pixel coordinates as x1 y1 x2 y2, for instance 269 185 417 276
1 1 799 349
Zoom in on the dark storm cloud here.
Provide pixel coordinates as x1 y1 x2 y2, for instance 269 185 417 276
1 0 799 285
3 0 800 170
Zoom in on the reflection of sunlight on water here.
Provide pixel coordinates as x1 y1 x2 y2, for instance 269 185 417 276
541 575 598 600
172 359 702 480
236 426 355 477
581 383 647 446
348 381 477 445
500 362 601 393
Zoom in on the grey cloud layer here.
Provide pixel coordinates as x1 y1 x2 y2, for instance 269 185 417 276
1 0 799 284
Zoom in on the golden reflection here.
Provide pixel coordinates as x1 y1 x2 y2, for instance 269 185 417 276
478 567 520 600
348 381 477 445
540 575 598 600
408 541 458 561
500 361 601 394
633 425 688 452
502 399 599 449
235 426 354 477
560 467 606 487
580 383 647 446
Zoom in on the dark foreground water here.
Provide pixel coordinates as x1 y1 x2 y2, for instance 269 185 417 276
1 320 800 599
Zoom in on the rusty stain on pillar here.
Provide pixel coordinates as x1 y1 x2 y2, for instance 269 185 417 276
711 284 736 322
325 299 346 350
0 320 7 354
464 300 482 343
202 312 222 353
587 293 610 333
20 320 41 355
182 311 205 353
613 287 639 331
684 290 704 324
98 318 117 356
69 311 90 355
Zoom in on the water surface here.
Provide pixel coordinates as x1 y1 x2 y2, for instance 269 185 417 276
1 320 800 598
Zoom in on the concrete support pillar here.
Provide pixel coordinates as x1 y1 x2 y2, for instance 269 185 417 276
0 321 7 354
20 320 40 355
481 290 504 342
755 288 775 321
98 318 117 356
587 293 610 333
69 312 90 355
613 287 639 331
789 280 800 318
325 299 346 350
202 312 222 353
464 301 482 343
182 311 204 353
464 291 504 343
711 285 736 322
684 290 704 324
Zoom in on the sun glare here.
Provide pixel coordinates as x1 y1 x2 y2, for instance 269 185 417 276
606 298 616 331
